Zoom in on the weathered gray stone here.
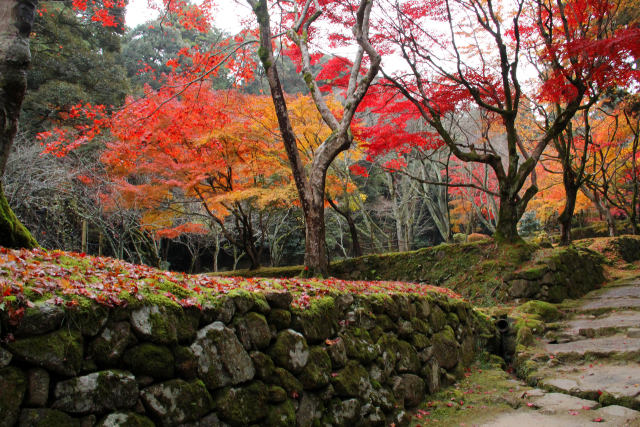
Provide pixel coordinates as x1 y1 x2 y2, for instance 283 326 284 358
250 351 275 379
392 374 425 408
0 347 12 368
234 312 271 350
432 326 460 370
396 340 420 373
332 360 371 398
370 388 396 412
509 279 540 299
269 329 309 374
190 322 255 389
215 381 268 426
528 392 599 415
53 370 138 414
96 412 154 427
299 347 331 390
18 408 81 427
266 400 296 427
340 328 379 364
296 393 324 427
140 379 213 426
14 303 64 337
0 367 26 427
7 329 83 376
26 368 49 407
326 337 347 369
89 322 135 366
130 306 178 344
325 398 361 425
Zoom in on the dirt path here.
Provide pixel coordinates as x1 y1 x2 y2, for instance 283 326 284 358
479 276 640 426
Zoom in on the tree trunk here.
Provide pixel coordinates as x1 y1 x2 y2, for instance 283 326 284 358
0 0 38 249
494 195 522 243
303 201 328 276
327 196 362 257
559 184 578 246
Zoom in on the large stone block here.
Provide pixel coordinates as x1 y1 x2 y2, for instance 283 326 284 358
190 322 255 389
53 370 138 414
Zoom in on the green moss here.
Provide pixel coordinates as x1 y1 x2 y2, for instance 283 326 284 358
0 183 38 249
0 367 27 426
216 381 268 425
340 328 379 364
332 360 369 397
266 400 296 426
269 367 302 396
299 346 331 390
518 300 561 322
123 343 174 379
19 409 81 427
7 329 83 376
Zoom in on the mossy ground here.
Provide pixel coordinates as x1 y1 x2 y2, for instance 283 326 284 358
407 357 532 426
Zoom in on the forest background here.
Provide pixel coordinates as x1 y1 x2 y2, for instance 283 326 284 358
1 0 639 275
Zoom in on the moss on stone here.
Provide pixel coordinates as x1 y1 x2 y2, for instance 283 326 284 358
0 183 38 249
518 300 561 322
0 366 27 426
299 346 331 390
269 367 303 397
340 328 379 364
215 381 268 425
7 329 83 376
332 360 369 397
266 400 296 426
268 309 292 330
123 343 174 379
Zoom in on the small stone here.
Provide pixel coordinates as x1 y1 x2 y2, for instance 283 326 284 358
215 381 268 425
392 374 425 408
140 379 213 426
264 292 293 309
269 329 309 374
267 385 287 403
326 337 347 369
250 351 275 379
431 327 460 370
268 309 292 330
14 303 64 337
18 408 81 427
123 343 174 379
627 328 640 338
332 360 370 398
0 367 27 427
53 370 138 414
89 322 136 366
299 346 331 390
96 412 155 427
130 306 178 344
26 368 49 407
266 400 295 427
0 348 12 368
296 393 324 426
67 305 109 337
234 312 271 350
7 329 83 376
325 398 360 425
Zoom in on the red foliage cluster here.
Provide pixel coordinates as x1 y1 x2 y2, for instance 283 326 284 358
0 248 463 315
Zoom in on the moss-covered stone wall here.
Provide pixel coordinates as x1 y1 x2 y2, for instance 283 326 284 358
0 291 497 426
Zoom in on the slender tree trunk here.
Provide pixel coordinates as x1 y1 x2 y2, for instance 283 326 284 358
0 0 38 249
582 186 616 236
327 197 362 257
559 184 578 246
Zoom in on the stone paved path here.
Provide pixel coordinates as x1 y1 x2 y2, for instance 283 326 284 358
479 277 640 426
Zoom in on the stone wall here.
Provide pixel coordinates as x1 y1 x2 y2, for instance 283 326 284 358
0 291 496 426
505 246 605 302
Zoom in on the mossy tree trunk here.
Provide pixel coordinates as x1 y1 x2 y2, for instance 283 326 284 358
0 0 38 249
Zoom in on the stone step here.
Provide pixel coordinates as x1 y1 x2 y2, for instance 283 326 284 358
481 391 640 426
537 363 640 410
578 284 640 313
558 311 640 339
544 334 640 360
